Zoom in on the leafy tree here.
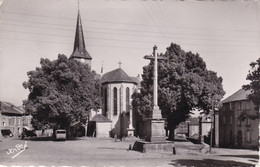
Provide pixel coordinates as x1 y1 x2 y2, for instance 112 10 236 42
132 43 225 140
23 54 101 136
243 57 260 113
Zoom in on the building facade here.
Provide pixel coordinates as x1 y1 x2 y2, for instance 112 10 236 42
0 101 32 137
101 68 140 137
219 89 259 149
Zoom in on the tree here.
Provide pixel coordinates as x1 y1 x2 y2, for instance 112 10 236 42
132 43 225 140
243 57 260 113
23 54 101 137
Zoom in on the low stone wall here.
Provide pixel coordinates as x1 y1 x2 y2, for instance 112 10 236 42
133 140 175 153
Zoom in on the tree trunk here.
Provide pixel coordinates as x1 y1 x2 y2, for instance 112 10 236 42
65 126 72 139
168 127 175 141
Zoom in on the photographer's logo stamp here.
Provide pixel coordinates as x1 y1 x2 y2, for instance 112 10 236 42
6 141 28 159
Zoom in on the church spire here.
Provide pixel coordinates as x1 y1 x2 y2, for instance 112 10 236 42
69 9 92 66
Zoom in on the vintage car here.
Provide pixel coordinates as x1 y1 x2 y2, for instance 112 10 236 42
55 129 66 141
22 126 37 139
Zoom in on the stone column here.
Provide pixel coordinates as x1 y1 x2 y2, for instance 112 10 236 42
153 45 158 107
127 86 135 136
128 106 134 129
152 45 161 119
127 105 135 136
145 45 165 142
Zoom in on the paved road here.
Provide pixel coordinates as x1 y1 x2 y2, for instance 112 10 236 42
0 137 258 167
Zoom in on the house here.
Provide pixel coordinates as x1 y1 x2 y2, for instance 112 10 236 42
219 89 259 149
0 101 31 137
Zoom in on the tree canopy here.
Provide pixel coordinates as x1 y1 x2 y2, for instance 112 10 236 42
243 57 260 111
132 43 225 139
23 54 101 130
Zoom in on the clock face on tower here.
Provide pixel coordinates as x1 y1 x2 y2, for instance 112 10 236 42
80 59 85 63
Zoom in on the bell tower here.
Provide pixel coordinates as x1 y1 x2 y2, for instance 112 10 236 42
69 8 92 68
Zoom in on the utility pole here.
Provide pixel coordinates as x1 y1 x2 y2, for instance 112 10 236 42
209 101 214 153
256 105 260 167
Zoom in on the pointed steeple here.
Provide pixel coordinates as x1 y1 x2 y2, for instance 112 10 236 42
69 10 92 66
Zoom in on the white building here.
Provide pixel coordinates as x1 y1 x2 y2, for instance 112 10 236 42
101 68 140 137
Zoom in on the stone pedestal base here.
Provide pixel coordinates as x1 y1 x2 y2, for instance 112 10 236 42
127 128 135 137
133 140 175 153
145 118 166 142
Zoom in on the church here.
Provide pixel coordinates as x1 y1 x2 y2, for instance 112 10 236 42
69 10 141 138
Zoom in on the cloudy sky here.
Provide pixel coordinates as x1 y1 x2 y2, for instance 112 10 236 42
0 0 259 106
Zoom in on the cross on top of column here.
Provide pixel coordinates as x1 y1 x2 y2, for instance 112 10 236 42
153 45 157 53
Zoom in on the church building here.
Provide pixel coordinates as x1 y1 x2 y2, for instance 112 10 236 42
101 68 140 137
69 9 141 138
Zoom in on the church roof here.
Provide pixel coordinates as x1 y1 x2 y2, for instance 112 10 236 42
101 68 137 85
69 11 92 60
221 88 251 104
90 114 112 122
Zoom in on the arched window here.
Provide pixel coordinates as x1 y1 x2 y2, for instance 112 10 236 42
126 87 130 112
113 87 117 115
104 87 108 116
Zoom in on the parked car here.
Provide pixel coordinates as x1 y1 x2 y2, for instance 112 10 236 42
22 127 37 139
55 129 66 141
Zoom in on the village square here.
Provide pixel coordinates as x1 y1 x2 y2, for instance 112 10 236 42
0 0 260 167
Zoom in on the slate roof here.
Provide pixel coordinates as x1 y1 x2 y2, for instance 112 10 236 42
0 101 24 116
69 11 92 60
101 68 138 85
221 89 251 104
90 114 112 122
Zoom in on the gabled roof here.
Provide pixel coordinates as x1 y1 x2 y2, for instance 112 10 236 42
69 11 92 60
90 114 112 122
0 101 24 116
101 68 137 85
221 89 251 104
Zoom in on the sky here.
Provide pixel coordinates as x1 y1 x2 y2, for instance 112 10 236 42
0 0 259 106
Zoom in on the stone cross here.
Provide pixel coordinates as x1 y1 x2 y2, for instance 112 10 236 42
144 45 166 118
118 61 122 68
